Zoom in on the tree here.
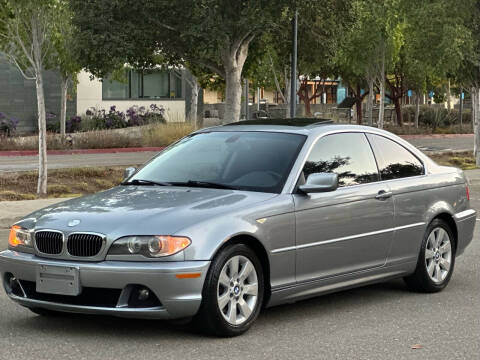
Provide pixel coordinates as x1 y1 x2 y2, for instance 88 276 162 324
0 0 58 196
455 0 480 164
401 0 474 127
49 1 81 137
70 0 292 124
337 0 400 128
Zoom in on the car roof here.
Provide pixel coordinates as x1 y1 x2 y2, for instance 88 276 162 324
197 119 394 137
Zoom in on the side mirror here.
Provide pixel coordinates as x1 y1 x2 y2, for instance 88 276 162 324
123 167 137 181
299 173 338 194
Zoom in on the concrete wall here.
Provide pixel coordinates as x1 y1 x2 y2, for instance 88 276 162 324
0 53 76 134
76 71 186 121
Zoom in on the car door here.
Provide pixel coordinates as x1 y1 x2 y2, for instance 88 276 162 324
365 133 427 265
293 132 395 283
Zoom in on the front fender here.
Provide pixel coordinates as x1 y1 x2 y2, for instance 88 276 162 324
177 194 296 289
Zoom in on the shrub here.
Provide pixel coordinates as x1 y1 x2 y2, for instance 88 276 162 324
401 105 472 130
66 116 82 133
142 123 194 147
82 104 166 131
126 104 166 126
0 112 19 136
46 112 59 132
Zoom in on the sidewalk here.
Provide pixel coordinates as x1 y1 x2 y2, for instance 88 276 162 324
0 198 72 229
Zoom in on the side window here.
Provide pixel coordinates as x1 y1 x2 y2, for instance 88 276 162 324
303 133 379 187
366 134 424 180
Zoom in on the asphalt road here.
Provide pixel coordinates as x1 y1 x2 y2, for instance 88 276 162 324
0 190 478 359
0 151 158 172
407 134 473 152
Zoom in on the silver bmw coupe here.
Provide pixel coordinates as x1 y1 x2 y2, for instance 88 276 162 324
1 120 476 336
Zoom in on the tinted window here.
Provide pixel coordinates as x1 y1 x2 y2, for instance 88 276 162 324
130 131 306 193
303 133 379 187
366 134 424 180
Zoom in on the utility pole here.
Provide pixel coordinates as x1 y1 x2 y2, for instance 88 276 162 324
257 88 261 111
290 10 298 118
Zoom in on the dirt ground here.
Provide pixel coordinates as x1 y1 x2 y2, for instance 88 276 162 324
0 167 125 201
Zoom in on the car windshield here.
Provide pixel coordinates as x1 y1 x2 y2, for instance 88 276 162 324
128 131 306 193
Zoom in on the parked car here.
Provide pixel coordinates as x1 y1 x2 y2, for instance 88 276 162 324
1 120 476 337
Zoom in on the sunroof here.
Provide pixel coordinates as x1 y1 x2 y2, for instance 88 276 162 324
225 118 333 127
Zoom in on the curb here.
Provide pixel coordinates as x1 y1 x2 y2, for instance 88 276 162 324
0 147 165 157
421 149 472 155
400 134 473 139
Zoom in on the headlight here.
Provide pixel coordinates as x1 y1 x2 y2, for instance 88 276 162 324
8 225 32 248
108 236 191 258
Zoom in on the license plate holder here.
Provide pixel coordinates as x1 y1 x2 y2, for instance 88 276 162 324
36 265 81 296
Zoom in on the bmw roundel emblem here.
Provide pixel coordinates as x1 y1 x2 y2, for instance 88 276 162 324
68 219 81 227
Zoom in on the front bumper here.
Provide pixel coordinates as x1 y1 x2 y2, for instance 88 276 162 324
0 250 209 319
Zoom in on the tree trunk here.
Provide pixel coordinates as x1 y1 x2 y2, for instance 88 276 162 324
36 70 48 196
223 66 243 124
378 81 385 129
184 75 200 127
415 91 420 128
190 81 199 127
284 68 291 118
60 76 69 137
447 79 451 111
355 99 362 125
393 97 403 127
472 87 476 135
367 80 374 126
378 59 385 129
31 16 48 197
222 39 250 124
304 91 311 117
474 87 480 166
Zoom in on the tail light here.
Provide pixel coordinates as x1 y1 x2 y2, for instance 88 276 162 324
466 185 470 201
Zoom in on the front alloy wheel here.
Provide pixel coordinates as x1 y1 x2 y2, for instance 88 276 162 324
217 255 259 326
195 243 264 337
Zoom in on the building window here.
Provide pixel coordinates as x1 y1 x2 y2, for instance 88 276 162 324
102 70 183 100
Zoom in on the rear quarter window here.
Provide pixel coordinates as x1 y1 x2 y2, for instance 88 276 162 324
366 134 424 180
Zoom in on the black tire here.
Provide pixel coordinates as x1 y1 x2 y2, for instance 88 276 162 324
194 243 264 337
28 307 61 317
404 218 456 293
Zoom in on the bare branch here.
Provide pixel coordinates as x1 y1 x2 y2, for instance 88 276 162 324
268 52 286 103
190 58 225 78
6 53 36 80
13 18 36 68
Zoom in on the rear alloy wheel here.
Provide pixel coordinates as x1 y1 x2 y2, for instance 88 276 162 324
404 219 456 293
195 244 264 337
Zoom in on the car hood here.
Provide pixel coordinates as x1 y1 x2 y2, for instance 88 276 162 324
22 186 277 238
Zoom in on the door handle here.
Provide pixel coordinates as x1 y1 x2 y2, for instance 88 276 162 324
375 190 393 200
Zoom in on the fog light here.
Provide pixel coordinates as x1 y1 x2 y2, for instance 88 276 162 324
138 288 150 301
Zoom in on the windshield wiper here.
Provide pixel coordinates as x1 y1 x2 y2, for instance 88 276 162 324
170 180 237 190
121 179 173 186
